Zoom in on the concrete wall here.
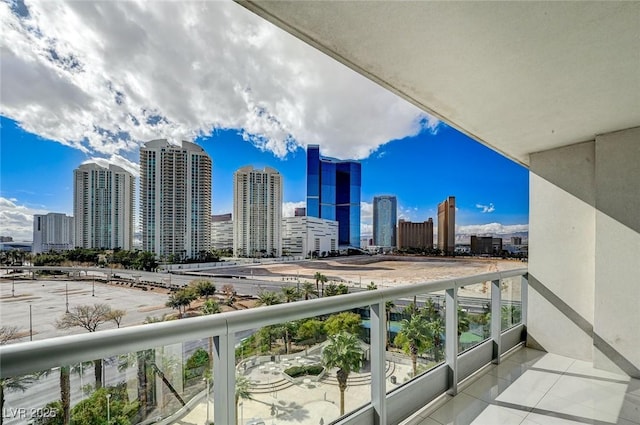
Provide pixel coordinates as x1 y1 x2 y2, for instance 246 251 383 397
528 127 639 377
593 127 640 374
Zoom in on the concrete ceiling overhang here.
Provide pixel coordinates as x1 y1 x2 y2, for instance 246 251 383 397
238 1 640 166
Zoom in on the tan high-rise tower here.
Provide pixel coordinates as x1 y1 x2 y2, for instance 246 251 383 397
233 166 282 258
437 196 456 255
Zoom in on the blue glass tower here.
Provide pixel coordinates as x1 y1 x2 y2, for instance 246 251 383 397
373 195 397 247
307 145 361 247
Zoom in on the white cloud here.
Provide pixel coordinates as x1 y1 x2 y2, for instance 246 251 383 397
0 197 48 241
84 155 141 178
456 223 528 236
1 0 440 164
361 201 373 222
361 223 373 238
360 201 373 236
475 203 495 213
282 201 306 218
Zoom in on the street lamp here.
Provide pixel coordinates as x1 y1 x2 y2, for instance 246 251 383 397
11 277 15 297
106 393 111 424
65 283 69 313
92 279 95 297
29 304 32 341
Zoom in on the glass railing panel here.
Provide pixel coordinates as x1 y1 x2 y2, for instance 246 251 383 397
1 340 217 425
458 281 491 353
233 302 371 425
501 276 523 331
384 292 446 390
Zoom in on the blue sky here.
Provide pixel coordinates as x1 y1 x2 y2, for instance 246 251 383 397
0 0 528 242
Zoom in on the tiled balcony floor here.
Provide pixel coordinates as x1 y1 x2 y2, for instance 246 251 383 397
404 348 640 425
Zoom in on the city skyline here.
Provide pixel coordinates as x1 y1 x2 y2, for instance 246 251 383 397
0 1 529 242
1 122 529 243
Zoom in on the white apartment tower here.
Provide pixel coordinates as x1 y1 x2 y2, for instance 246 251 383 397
140 139 212 260
73 163 134 250
233 166 282 258
33 213 75 253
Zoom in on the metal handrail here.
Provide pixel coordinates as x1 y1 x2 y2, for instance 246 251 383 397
0 268 525 378
1 268 528 425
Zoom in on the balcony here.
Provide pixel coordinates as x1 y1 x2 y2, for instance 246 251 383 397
2 269 530 425
404 348 639 425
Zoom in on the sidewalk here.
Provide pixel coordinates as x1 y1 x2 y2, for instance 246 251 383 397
178 354 412 425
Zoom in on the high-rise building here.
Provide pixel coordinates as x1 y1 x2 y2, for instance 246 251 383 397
211 213 233 250
140 139 212 260
233 166 282 258
511 236 523 245
294 207 306 217
437 196 456 254
373 195 397 248
397 218 434 250
281 216 338 257
33 213 75 253
470 235 504 255
306 145 361 247
74 163 134 250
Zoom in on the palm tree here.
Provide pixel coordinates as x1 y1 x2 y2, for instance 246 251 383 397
59 366 70 424
278 321 298 354
202 299 222 370
394 315 431 377
118 350 155 421
235 374 253 425
193 279 216 299
385 300 395 349
458 306 470 336
428 318 445 362
319 274 328 297
322 332 363 416
255 291 282 306
501 305 522 329
300 282 318 300
281 286 300 303
313 272 324 295
423 298 439 321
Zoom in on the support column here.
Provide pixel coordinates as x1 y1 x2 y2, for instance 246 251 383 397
213 332 235 425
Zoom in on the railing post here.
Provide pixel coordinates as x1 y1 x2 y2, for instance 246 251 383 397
520 273 529 329
370 301 387 425
521 273 528 333
213 332 235 425
491 279 502 364
445 287 458 395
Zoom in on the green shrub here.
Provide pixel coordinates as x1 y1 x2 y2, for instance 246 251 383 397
284 364 324 378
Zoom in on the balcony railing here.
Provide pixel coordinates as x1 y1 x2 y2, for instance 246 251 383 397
1 268 527 425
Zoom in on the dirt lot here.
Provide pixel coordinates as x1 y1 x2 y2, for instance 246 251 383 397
235 255 524 286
